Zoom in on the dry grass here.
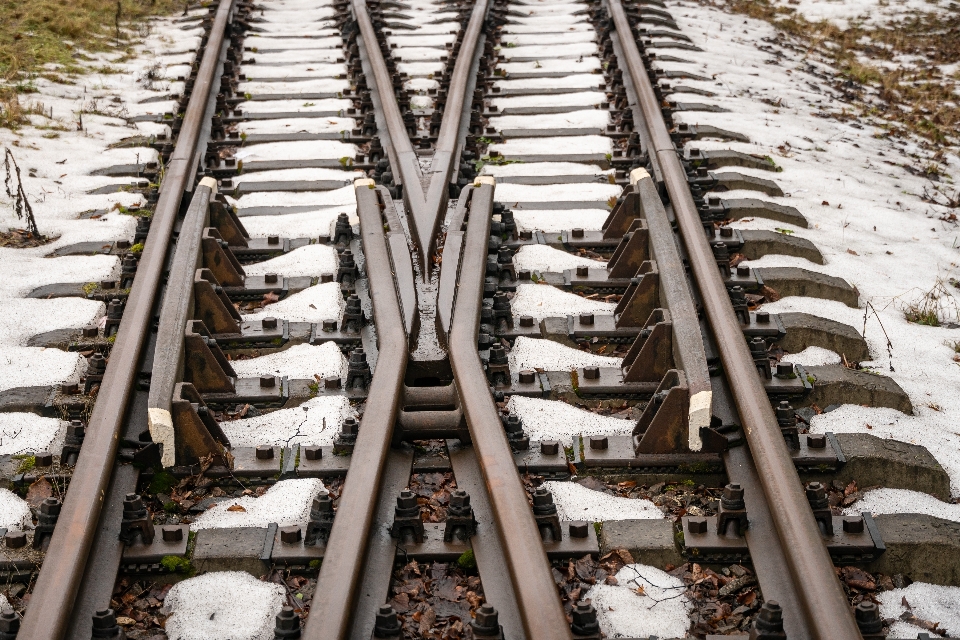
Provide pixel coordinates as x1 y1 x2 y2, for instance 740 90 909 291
0 0 189 81
899 278 960 327
717 0 960 145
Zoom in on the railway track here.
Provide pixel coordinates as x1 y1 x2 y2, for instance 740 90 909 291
0 0 947 638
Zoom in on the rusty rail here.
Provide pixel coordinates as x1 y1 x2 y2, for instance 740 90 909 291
16 2 237 639
448 182 573 640
605 0 863 637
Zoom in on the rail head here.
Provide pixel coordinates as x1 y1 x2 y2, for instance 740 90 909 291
16 2 239 639
604 0 863 636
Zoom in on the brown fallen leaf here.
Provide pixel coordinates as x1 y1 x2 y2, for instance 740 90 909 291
822 200 830 206
847 248 859 256
226 504 247 512
26 477 54 510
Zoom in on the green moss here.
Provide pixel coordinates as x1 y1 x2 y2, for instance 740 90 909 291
806 375 816 385
13 455 35 475
163 500 178 513
593 522 602 538
674 528 686 548
149 470 177 495
82 282 98 295
456 549 476 571
309 558 323 570
129 242 144 253
160 555 194 575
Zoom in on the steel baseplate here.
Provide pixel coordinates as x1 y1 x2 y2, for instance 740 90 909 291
120 525 190 573
680 512 885 565
572 366 659 399
576 435 723 472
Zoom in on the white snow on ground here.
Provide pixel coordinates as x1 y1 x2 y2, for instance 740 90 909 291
586 565 692 638
491 135 612 157
780 345 841 367
239 78 349 95
843 488 960 523
236 98 352 114
543 481 661 521
809 404 960 493
491 91 606 111
661 1 960 495
512 209 610 233
0 298 104 347
243 244 338 278
0 414 67 456
482 162 611 178
770 0 954 30
163 572 285 640
221 395 355 448
879 583 960 637
244 282 345 325
0 347 85 393
237 117 356 135
230 342 347 381
0 489 32 531
231 140 356 163
234 185 356 211
509 337 621 372
191 478 328 531
240 207 356 238
494 75 602 91
513 244 605 273
489 110 610 132
511 283 615 320
508 395 634 440
0 253 118 299
231 168 361 185
496 182 620 203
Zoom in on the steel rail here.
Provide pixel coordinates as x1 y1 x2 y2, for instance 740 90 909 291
605 0 862 637
16 2 237 638
305 183 410 640
448 183 573 640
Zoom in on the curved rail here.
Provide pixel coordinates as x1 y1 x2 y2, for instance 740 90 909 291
449 183 573 640
605 0 862 637
16 3 236 638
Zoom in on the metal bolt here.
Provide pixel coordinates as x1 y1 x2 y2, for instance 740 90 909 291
274 605 301 638
324 377 341 389
280 526 302 544
91 608 124 637
842 517 865 533
82 325 99 338
471 603 500 637
518 369 536 384
161 526 183 542
568 521 589 538
4 530 26 549
576 265 589 277
807 433 826 448
721 483 745 510
540 440 559 456
256 445 274 460
262 317 278 329
752 600 784 633
579 312 594 326
303 446 322 461
589 436 608 450
260 375 276 388
854 601 882 634
583 366 600 380
373 604 401 637
35 451 53 466
322 319 337 331
342 416 359 435
756 311 770 323
397 489 418 510
572 228 585 238
687 518 707 534
519 315 534 328
720 226 733 237
268 235 280 245
737 264 750 277
532 487 555 509
265 273 279 284
570 600 600 636
40 497 61 517
776 362 794 377
61 382 79 395
0 608 19 635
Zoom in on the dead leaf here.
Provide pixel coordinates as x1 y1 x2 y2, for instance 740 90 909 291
822 200 830 206
226 504 246 512
26 477 54 509
847 249 859 256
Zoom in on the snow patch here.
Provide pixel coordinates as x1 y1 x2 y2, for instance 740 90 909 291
163 572 285 640
230 342 346 381
508 395 634 441
513 244 605 273
221 395 355 448
511 283 615 320
586 565 692 638
191 478 328 531
543 481 661 521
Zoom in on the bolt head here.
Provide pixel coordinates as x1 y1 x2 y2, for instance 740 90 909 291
397 490 418 510
540 440 559 456
259 375 276 388
255 445 274 460
450 490 471 509
40 498 61 516
842 517 865 533
568 521 589 538
532 487 553 506
280 526 302 544
35 451 53 466
304 445 322 461
161 526 184 542
571 600 598 626
583 365 600 380
687 517 708 534
4 530 26 549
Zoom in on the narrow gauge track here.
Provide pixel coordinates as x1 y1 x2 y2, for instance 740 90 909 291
4 0 904 638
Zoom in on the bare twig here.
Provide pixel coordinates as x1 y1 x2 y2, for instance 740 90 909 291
3 148 40 236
